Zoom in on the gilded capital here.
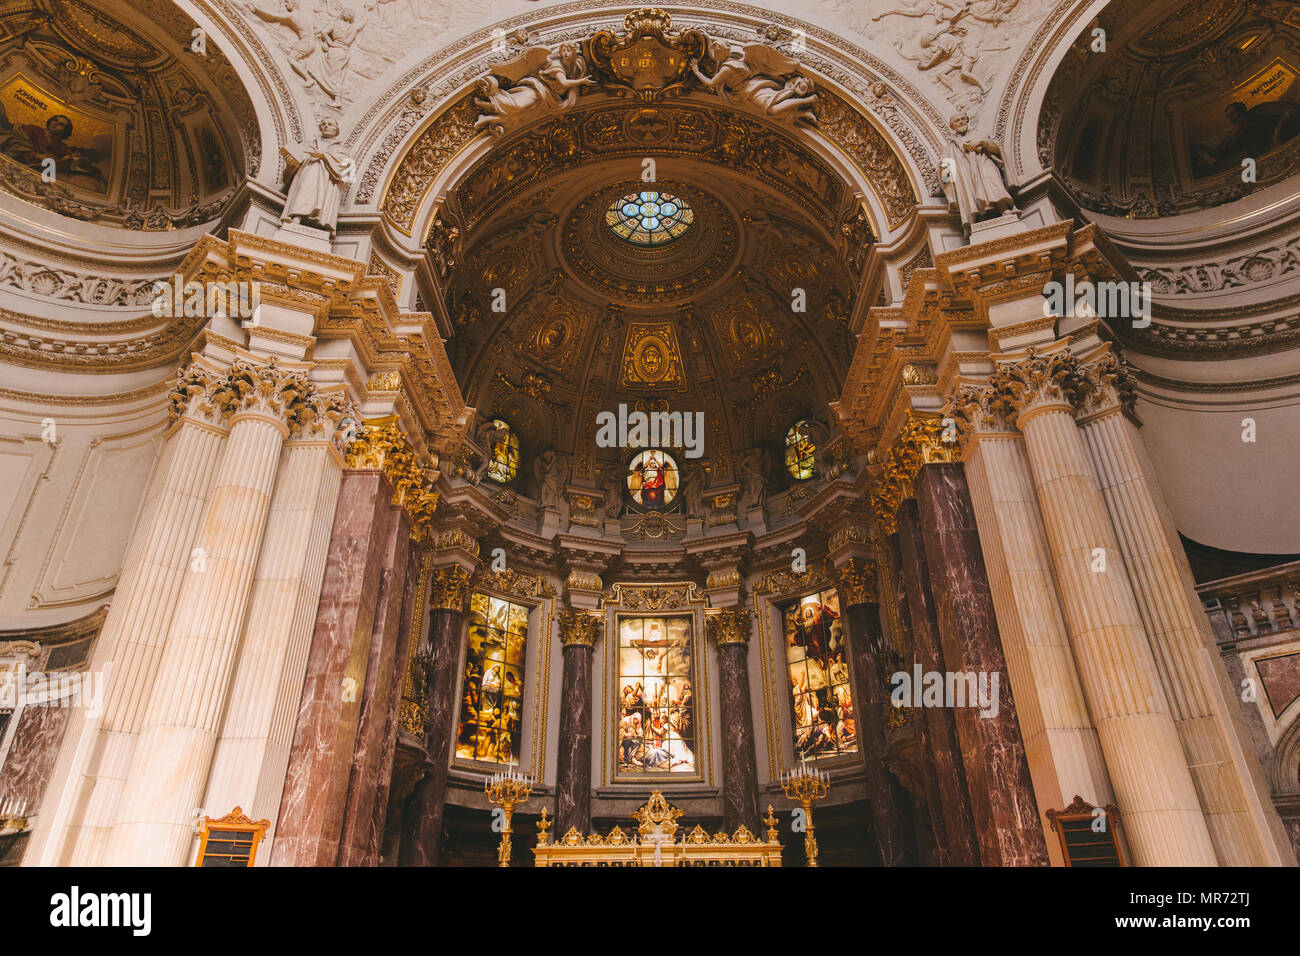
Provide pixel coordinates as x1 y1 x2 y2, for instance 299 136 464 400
706 607 752 646
1075 349 1137 419
829 557 877 607
869 413 960 534
168 361 234 426
429 565 472 612
225 356 316 425
558 608 602 648
345 418 439 539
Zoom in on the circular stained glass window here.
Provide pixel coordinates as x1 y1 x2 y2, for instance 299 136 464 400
606 190 694 245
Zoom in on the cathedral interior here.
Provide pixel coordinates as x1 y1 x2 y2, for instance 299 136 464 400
0 0 1298 870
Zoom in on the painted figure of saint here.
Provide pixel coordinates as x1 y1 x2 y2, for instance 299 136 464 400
637 452 666 508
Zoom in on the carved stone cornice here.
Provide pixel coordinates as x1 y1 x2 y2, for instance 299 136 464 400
429 565 473 612
472 567 557 599
751 564 830 598
558 608 602 648
828 557 877 608
705 606 752 647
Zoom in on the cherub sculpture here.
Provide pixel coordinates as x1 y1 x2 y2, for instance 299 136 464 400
474 43 594 135
692 42 818 126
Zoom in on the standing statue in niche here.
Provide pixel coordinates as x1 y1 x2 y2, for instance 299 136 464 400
474 43 594 135
600 464 624 520
533 450 569 510
692 42 818 126
736 447 770 511
680 461 704 518
280 119 353 234
939 112 1015 230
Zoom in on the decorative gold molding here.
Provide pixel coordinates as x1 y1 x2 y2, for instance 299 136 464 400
558 607 602 647
345 416 439 540
474 567 557 599
706 606 752 647
868 412 960 534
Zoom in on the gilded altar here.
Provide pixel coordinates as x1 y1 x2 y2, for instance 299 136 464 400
532 792 783 867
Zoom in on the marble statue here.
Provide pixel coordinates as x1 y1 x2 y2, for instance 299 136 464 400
601 465 623 520
474 43 594 135
534 450 569 509
736 447 770 510
680 462 704 518
940 112 1015 229
693 42 818 126
280 120 353 234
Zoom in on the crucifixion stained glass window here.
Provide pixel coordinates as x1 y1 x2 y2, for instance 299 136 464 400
617 616 696 774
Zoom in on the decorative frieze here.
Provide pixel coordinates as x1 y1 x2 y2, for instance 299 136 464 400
474 567 557 600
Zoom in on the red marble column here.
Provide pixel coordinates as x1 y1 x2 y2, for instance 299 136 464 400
399 564 472 866
884 530 955 866
365 542 427 865
832 560 918 866
336 506 411 865
707 608 760 833
553 609 601 837
271 470 397 866
915 462 1050 866
895 503 982 867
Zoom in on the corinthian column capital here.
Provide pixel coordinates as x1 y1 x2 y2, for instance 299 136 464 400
1074 349 1138 421
225 356 315 426
168 360 237 427
429 565 472 612
829 557 878 608
558 608 602 648
705 607 752 647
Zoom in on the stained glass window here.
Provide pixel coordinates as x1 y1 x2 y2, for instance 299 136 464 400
617 616 696 774
785 419 817 480
606 190 693 245
456 593 528 764
484 419 520 483
626 449 678 510
782 588 856 759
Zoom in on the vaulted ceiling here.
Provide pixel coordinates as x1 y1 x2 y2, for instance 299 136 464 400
432 99 867 494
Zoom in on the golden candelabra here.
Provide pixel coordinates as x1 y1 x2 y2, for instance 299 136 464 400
484 764 533 867
780 758 829 867
0 795 29 836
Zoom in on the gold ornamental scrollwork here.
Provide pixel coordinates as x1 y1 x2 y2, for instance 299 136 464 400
558 608 602 648
705 607 752 647
429 565 473 612
752 564 829 597
345 416 439 541
587 9 710 102
828 558 877 608
474 567 557 599
606 582 703 610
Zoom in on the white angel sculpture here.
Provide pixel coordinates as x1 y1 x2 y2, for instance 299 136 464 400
692 42 818 126
474 43 595 135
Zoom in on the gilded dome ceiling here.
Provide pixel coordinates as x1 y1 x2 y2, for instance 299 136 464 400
1042 0 1300 218
430 99 864 498
0 0 258 229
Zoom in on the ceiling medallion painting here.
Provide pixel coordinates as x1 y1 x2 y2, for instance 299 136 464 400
619 320 688 391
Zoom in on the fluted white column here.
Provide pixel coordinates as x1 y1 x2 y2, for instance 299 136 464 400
998 348 1217 866
1075 354 1295 865
103 360 308 866
30 364 229 866
200 432 345 860
958 422 1116 865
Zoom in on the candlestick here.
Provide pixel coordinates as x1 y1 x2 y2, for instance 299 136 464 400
483 763 533 867
780 759 830 867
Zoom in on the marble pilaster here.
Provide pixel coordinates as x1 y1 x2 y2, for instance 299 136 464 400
914 463 1051 866
707 607 760 833
552 608 601 837
831 559 917 866
270 470 398 866
399 564 472 866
